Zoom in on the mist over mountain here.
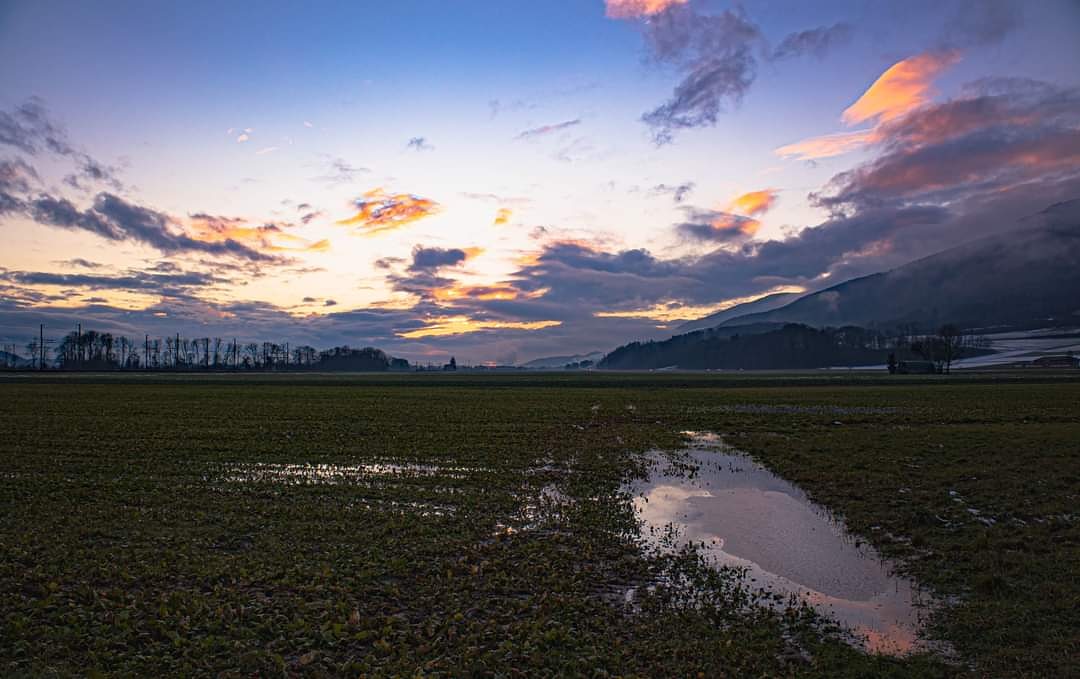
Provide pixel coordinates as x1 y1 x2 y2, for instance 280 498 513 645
676 292 800 334
599 203 1080 370
521 351 606 369
712 203 1080 333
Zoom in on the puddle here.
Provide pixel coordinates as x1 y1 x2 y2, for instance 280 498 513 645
493 483 572 538
627 432 934 656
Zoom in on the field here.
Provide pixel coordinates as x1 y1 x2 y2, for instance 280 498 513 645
1 372 1078 677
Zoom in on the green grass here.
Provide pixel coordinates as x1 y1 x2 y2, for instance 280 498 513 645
1 372 1077 677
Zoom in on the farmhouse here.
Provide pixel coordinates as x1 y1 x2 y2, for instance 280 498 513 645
1031 355 1080 368
897 360 938 375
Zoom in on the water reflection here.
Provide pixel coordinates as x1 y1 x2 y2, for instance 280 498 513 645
216 461 475 484
628 432 933 655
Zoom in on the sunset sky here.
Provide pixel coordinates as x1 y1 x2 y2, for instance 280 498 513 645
2 0 1079 363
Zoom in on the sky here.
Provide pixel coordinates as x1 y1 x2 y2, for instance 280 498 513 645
1 0 1079 364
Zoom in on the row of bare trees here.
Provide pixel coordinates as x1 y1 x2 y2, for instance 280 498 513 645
893 324 991 373
10 326 402 371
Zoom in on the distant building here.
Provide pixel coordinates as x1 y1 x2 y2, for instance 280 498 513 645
443 356 457 371
897 360 938 374
1032 355 1079 369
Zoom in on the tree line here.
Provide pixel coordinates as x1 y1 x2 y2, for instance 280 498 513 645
14 326 411 372
598 323 991 371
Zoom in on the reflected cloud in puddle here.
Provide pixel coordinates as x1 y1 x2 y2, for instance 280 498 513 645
628 431 934 656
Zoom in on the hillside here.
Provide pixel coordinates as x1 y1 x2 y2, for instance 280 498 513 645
714 208 1080 332
521 351 605 369
599 324 897 370
599 208 1080 370
676 292 800 333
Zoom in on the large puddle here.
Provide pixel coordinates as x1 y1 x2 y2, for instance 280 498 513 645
628 432 933 656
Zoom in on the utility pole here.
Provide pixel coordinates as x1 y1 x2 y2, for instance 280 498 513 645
39 324 44 370
175 332 180 369
77 322 82 365
144 334 149 370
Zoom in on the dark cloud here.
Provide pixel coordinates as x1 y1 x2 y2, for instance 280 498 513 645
0 191 24 215
0 267 221 293
96 194 278 260
771 23 851 60
300 210 323 224
24 192 280 262
374 256 405 269
57 258 104 269
406 136 434 151
676 209 759 243
639 5 761 144
0 157 39 193
408 246 468 272
0 99 122 190
63 154 123 192
633 7 858 143
497 175 1080 318
29 194 120 240
813 79 1080 211
0 97 71 155
311 156 369 185
516 119 581 140
4 177 1077 365
323 299 338 307
650 182 695 203
386 270 456 300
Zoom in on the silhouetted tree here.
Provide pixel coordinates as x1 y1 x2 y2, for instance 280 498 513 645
937 324 962 374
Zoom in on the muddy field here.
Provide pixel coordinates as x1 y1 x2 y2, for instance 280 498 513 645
1 372 1077 677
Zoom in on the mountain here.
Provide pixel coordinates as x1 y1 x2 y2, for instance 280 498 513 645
715 211 1080 332
600 323 910 370
521 351 606 369
676 292 801 333
598 207 1080 370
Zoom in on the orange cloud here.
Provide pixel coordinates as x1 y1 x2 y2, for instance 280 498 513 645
594 286 806 321
727 189 777 217
605 0 687 19
338 188 440 236
430 282 546 303
188 216 330 254
690 188 777 240
711 213 761 237
775 129 878 160
398 316 561 339
842 50 961 125
776 51 960 160
494 208 512 226
433 285 517 302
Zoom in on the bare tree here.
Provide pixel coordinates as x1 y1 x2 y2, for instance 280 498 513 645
938 324 962 374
